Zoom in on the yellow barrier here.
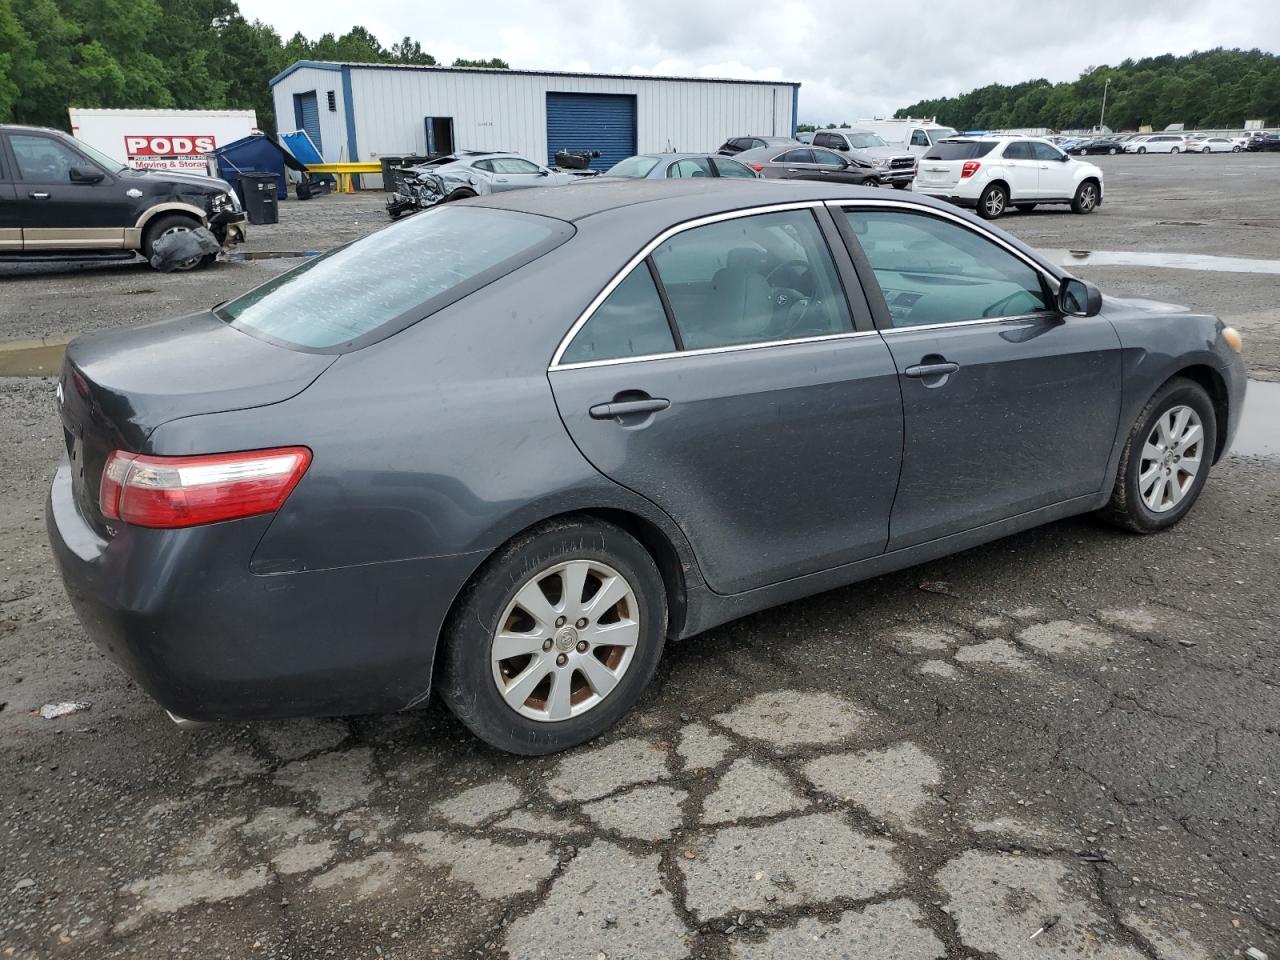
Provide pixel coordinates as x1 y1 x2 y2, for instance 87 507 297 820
305 162 383 193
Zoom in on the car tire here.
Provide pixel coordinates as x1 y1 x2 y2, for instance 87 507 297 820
437 517 668 755
1232 145 1241 152
863 178 881 188
1202 147 1211 154
1071 180 1100 214
142 214 214 272
891 181 910 190
1170 147 1180 154
1102 378 1216 534
1108 147 1118 155
1137 146 1147 154
1014 203 1037 212
977 183 1008 219
444 188 477 203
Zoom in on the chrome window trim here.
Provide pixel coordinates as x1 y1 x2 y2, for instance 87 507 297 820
878 312 1059 335
552 329 881 372
549 201 841 370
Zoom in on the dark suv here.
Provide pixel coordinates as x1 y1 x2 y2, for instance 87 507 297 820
0 124 246 270
716 136 800 156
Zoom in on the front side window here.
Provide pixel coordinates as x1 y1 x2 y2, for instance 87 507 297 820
10 135 86 181
842 208 1050 328
910 130 930 146
650 209 852 350
492 157 542 174
561 263 676 363
712 158 756 178
217 205 570 350
813 133 836 148
810 149 846 166
668 158 713 178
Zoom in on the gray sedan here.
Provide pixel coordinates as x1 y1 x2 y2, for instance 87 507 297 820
603 153 760 179
49 180 1246 755
733 144 886 186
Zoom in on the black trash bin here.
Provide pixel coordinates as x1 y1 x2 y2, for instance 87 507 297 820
239 172 280 225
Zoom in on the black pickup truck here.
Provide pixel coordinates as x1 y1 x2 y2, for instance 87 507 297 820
0 124 246 271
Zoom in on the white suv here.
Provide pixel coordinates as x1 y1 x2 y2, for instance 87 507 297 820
1124 134 1186 154
912 137 1104 220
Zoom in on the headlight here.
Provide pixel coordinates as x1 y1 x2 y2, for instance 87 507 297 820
210 191 240 213
873 158 889 167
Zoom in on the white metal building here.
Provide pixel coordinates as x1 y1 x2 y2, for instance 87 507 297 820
269 61 799 185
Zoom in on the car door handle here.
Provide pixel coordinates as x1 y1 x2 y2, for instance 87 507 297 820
904 361 960 378
786 168 799 173
589 397 671 419
29 192 50 200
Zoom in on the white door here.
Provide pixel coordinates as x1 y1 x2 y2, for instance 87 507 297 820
1031 141 1074 198
999 142 1040 200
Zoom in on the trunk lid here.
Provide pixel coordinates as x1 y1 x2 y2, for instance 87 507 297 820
58 311 335 536
916 159 963 188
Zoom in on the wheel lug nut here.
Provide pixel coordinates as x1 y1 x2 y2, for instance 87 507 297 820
575 618 588 629
556 653 568 667
555 616 566 628
542 639 553 652
576 640 588 653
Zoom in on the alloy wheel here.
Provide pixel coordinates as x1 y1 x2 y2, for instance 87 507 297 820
490 560 640 722
1078 184 1098 210
1139 405 1204 513
983 189 1005 217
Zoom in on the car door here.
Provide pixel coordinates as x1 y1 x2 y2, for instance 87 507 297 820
908 129 931 156
1031 141 1074 198
998 141 1041 199
810 148 872 184
547 204 904 594
488 157 549 191
0 140 19 250
770 148 821 179
834 203 1122 550
8 131 126 249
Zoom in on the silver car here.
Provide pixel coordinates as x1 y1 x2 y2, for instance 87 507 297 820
387 151 588 218
602 153 760 179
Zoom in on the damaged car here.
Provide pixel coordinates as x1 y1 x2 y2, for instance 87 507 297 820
386 151 597 219
0 124 245 271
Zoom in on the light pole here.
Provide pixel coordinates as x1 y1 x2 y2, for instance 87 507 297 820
1099 78 1111 133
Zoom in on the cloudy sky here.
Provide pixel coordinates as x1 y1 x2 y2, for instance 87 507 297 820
240 0 1279 122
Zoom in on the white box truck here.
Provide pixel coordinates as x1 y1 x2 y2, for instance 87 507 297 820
68 108 258 172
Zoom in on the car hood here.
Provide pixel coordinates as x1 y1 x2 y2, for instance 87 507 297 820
850 145 912 161
125 168 234 194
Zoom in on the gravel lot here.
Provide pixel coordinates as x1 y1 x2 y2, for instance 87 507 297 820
1 155 1277 960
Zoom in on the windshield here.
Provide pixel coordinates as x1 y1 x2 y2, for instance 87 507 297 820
216 206 572 351
74 138 129 173
846 133 888 149
605 155 660 178
930 127 959 141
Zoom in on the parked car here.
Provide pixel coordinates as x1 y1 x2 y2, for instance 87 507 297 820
1126 134 1186 154
1183 136 1237 154
732 144 885 186
810 130 916 188
602 153 759 179
1244 133 1280 152
0 123 245 271
386 151 592 218
716 136 800 156
848 118 960 157
1069 138 1127 155
796 132 814 144
49 179 1245 754
912 136 1103 219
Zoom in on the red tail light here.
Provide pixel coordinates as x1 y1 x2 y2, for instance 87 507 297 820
960 161 981 179
751 164 765 172
99 447 312 529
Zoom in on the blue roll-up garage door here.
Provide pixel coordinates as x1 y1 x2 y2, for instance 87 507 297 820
546 93 637 171
293 91 323 153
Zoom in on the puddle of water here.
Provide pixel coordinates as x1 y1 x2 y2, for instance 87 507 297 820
225 250 321 262
1039 249 1280 275
0 339 69 377
1231 379 1280 459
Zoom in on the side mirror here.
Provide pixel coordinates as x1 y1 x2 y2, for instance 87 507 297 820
538 169 549 176
1058 277 1102 317
1060 153 1071 161
837 144 849 151
70 165 105 183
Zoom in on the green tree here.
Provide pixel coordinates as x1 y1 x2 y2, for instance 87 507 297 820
391 37 435 65
452 57 509 69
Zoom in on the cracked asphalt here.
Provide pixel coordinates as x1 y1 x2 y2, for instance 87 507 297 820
1 157 1278 959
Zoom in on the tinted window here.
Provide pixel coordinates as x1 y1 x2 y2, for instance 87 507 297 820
910 130 930 146
10 135 85 181
1003 142 1033 160
561 263 676 363
813 133 838 148
668 158 714 178
472 159 495 172
841 209 1049 328
217 206 568 350
776 149 814 164
651 210 852 350
923 141 997 160
606 155 660 178
712 158 756 178
1031 142 1064 161
811 149 846 166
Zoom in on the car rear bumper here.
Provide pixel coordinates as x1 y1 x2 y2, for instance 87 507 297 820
910 185 979 207
47 458 483 721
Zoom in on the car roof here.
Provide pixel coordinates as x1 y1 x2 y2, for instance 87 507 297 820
732 145 824 161
627 153 725 161
0 124 70 136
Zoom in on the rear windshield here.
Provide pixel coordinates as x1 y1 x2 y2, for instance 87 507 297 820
923 141 998 160
216 206 571 351
605 155 660 178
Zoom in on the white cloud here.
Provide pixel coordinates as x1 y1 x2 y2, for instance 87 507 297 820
240 0 1280 122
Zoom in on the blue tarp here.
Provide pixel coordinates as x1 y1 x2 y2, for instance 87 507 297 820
279 130 324 166
212 134 290 201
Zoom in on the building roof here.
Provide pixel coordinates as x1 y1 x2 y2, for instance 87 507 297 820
269 59 800 90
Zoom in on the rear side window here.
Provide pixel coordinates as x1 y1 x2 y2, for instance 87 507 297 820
712 158 756 178
922 141 997 160
217 206 572 351
776 149 814 163
668 158 714 178
606 155 660 178
561 263 676 363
